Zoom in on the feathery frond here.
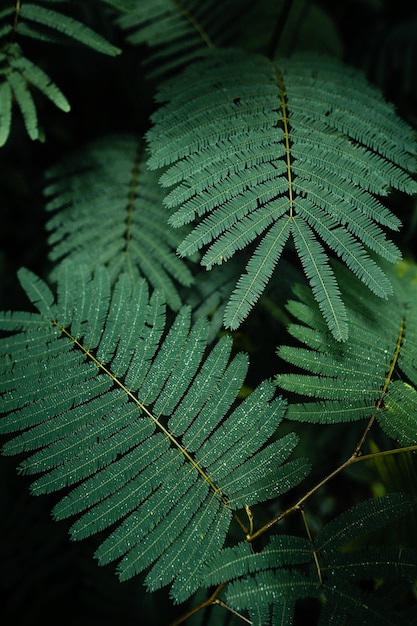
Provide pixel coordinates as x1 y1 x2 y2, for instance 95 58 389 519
315 492 413 556
275 261 417 444
226 570 319 614
316 493 417 626
202 535 313 587
12 3 121 54
0 2 120 145
44 134 193 311
147 49 417 339
114 0 253 79
0 41 70 144
195 494 416 625
0 263 309 602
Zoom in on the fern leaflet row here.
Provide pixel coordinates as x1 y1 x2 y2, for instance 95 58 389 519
0 262 309 602
0 1 120 145
114 0 254 79
200 494 416 625
276 260 417 446
44 134 194 311
147 49 417 340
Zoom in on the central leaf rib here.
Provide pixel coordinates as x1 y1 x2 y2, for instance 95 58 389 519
1 264 307 598
124 142 142 255
274 63 294 218
56 322 224 499
172 0 214 48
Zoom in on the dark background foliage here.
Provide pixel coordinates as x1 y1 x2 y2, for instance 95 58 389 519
1 1 416 624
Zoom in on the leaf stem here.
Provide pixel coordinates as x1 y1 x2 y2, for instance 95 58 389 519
247 444 417 542
274 65 294 218
170 584 226 626
170 583 252 625
11 0 21 42
124 141 143 258
248 313 408 542
172 0 214 48
301 507 322 585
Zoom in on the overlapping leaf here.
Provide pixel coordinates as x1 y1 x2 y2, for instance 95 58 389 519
4 2 121 54
0 41 70 145
114 0 253 79
0 2 120 145
147 49 417 339
196 494 416 625
0 263 309 602
44 134 193 311
275 261 417 445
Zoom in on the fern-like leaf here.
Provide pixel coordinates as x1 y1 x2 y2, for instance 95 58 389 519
315 493 417 626
315 492 413 556
202 535 313 587
321 578 410 626
0 78 12 145
0 263 310 602
44 134 194 311
0 2 120 145
147 49 417 339
194 494 415 625
323 546 417 582
0 42 70 144
114 0 253 79
275 260 417 442
16 3 121 55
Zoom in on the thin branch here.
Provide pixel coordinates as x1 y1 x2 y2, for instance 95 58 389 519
301 507 322 585
248 314 408 542
247 443 417 542
267 0 294 59
170 583 252 626
170 584 226 626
